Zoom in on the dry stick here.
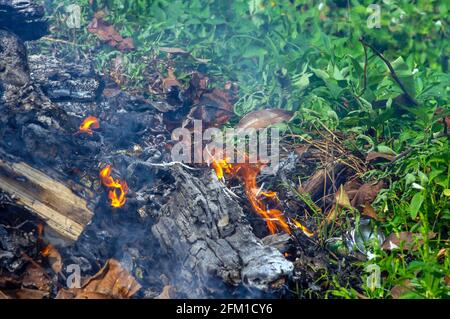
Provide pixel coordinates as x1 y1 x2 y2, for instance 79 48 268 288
359 37 418 106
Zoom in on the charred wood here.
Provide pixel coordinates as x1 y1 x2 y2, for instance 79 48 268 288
152 167 293 297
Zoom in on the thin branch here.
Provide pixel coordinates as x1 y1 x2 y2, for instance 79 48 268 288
359 37 418 106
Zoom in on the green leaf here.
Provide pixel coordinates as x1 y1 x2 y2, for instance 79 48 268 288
391 57 416 98
409 192 424 219
377 145 397 156
443 189 450 197
310 66 330 80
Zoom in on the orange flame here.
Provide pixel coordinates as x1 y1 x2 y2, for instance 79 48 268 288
210 154 290 235
234 163 292 235
41 244 53 257
99 165 128 208
209 153 313 237
77 116 99 135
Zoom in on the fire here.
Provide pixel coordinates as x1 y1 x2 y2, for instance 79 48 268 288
209 153 313 237
211 158 232 180
209 155 291 235
99 165 128 208
77 116 99 135
234 163 292 235
292 218 315 238
41 244 53 257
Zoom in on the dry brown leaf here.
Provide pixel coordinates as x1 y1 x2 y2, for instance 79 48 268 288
325 205 339 223
87 11 135 51
366 151 395 162
13 288 49 299
350 181 385 210
336 185 352 209
437 248 447 261
187 88 234 128
382 232 436 251
21 263 51 292
56 259 141 299
236 109 294 130
362 204 384 221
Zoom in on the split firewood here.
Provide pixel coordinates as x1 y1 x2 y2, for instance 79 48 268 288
0 155 94 241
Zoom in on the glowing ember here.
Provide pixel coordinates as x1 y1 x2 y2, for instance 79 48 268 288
99 165 128 208
77 116 99 135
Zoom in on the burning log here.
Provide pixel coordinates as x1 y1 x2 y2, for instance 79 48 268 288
0 155 94 241
152 166 293 297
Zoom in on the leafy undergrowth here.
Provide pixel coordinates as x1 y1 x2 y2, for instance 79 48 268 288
37 0 449 298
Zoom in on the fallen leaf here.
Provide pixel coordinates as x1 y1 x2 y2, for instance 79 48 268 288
366 151 395 162
236 109 294 130
362 204 384 221
12 288 49 299
186 88 234 128
87 11 135 51
336 185 352 209
56 259 141 299
437 248 446 260
350 181 385 210
325 205 339 223
382 232 436 251
22 263 52 292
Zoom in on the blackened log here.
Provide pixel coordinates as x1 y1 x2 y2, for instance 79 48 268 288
152 167 293 297
0 155 94 241
0 0 48 41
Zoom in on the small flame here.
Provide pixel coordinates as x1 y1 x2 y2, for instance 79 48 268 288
77 116 99 136
292 218 315 237
41 244 53 257
99 165 128 208
211 158 232 180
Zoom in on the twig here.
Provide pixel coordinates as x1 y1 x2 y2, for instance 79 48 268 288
359 37 418 106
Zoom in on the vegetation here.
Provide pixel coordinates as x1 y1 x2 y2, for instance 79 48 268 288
39 0 449 298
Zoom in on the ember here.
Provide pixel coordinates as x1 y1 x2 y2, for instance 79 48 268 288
77 116 100 136
100 165 128 208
